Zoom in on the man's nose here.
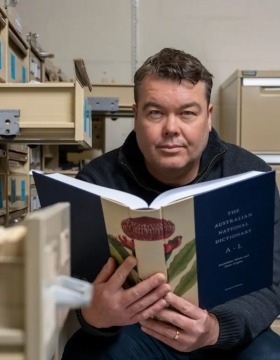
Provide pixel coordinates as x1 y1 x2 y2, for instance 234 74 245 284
162 115 179 136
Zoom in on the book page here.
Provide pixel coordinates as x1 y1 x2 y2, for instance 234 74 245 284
150 171 264 209
46 173 148 209
101 196 199 305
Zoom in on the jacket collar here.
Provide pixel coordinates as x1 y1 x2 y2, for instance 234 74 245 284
198 128 227 182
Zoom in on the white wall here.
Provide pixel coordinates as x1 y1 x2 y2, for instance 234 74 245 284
16 0 280 129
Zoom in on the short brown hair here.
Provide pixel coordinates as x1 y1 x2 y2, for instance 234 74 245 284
134 48 213 104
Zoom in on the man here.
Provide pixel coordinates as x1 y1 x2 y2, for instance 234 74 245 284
62 48 280 359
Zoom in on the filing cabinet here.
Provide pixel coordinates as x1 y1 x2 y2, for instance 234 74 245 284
220 70 280 188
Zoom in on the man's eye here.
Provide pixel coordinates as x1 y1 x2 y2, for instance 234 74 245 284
181 111 195 119
148 110 162 118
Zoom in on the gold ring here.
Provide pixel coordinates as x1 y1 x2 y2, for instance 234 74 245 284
174 330 180 340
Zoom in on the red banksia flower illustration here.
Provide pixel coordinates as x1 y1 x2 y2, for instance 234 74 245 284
121 216 175 240
116 216 182 257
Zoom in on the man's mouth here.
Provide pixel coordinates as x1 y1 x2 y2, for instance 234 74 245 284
158 144 185 150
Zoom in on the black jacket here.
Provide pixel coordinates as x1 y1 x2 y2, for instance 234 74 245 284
76 129 280 349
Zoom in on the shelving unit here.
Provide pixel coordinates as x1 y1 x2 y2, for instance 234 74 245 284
0 4 93 225
0 81 92 224
0 150 31 225
0 3 136 360
0 5 31 225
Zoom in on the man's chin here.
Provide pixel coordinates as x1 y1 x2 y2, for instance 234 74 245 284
146 157 192 175
157 160 187 171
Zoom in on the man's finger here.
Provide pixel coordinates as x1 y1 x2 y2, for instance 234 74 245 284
164 292 200 320
94 257 116 284
124 273 168 307
107 256 138 290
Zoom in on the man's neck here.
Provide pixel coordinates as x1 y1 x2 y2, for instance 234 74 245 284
145 163 200 187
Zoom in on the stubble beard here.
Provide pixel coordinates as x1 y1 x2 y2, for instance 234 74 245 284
146 154 199 186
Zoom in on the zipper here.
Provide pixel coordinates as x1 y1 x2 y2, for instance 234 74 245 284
192 149 227 184
121 160 162 195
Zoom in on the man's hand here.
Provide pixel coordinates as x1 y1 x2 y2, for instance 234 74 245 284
81 256 171 328
140 292 219 352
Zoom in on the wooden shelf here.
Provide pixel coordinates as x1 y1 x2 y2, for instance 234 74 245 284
0 82 92 148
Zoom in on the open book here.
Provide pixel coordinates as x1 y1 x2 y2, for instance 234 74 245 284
33 170 275 309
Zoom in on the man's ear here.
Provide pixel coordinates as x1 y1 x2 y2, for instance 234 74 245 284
132 104 137 130
208 104 213 131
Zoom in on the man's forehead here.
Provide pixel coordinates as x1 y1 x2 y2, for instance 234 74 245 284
138 77 207 102
140 76 206 92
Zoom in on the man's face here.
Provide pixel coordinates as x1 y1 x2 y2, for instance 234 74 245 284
133 75 213 186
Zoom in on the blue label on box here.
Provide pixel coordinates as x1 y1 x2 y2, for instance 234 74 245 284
84 99 92 137
22 66 27 83
21 179 26 201
10 53 16 80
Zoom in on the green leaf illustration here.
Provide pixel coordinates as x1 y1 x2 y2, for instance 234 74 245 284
167 238 196 282
108 234 131 264
108 234 139 286
173 260 197 297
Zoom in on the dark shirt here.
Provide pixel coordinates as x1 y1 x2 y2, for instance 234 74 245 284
76 129 280 349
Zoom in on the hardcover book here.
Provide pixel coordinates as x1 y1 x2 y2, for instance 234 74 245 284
33 170 275 309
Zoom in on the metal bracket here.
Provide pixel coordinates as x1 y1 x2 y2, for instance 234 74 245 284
0 110 20 136
87 97 119 113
